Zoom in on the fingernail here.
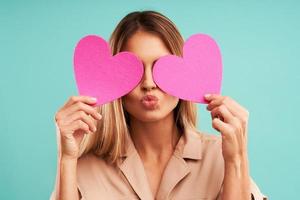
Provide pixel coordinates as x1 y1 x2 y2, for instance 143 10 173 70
91 97 97 101
204 94 211 99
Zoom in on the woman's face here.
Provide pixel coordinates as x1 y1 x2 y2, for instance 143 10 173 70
121 30 179 123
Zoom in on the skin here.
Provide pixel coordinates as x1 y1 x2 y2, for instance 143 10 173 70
55 96 101 200
205 94 251 199
121 30 181 196
54 30 250 199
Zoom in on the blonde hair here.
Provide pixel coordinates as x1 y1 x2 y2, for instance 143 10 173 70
78 11 198 165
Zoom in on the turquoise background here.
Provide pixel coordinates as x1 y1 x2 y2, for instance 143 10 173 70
1 1 299 199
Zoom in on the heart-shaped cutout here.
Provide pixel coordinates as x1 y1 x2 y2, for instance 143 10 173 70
73 35 144 105
153 33 222 104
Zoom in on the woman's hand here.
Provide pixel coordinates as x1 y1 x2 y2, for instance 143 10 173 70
55 96 103 160
204 94 249 163
205 94 251 199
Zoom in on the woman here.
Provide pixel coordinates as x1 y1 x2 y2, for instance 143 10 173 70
50 11 267 200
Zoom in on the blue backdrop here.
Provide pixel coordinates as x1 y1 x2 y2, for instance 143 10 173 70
1 1 299 199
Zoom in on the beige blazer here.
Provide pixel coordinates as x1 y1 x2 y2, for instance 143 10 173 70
50 122 268 200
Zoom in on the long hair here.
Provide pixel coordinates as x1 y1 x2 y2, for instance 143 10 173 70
78 10 198 165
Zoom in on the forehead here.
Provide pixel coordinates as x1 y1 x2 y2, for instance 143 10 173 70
122 31 171 63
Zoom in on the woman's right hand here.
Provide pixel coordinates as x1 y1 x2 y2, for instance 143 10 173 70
55 96 103 160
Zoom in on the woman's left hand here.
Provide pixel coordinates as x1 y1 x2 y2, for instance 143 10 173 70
204 94 249 163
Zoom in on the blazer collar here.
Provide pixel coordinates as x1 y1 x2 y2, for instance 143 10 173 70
119 127 203 160
117 128 203 200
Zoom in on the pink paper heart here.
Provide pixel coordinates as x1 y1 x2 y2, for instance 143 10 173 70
73 35 144 105
153 33 222 104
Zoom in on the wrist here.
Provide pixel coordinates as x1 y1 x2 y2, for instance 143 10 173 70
224 153 249 180
225 152 248 165
61 155 78 163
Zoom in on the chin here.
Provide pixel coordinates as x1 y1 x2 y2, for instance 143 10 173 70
144 115 165 122
132 108 172 123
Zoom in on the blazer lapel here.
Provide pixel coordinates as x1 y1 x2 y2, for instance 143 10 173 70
117 128 203 200
155 128 203 200
155 153 191 200
117 134 154 200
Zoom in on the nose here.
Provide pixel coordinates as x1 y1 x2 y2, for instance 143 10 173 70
141 65 157 92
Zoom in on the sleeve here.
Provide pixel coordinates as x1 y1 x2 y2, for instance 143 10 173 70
249 177 268 200
216 177 268 200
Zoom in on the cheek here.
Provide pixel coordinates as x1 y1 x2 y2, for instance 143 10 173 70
161 96 179 112
122 90 139 104
121 90 139 111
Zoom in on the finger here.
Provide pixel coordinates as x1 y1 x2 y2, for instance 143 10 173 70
206 99 223 111
231 116 246 138
64 96 98 108
212 117 234 138
222 97 246 118
66 120 91 134
211 104 235 124
207 96 248 121
63 101 102 121
204 93 222 102
64 111 98 132
225 99 249 122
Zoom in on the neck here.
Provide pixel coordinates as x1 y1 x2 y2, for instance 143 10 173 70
129 112 181 162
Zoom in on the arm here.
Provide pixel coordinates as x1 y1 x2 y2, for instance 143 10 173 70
50 96 101 200
58 156 81 200
205 94 252 200
50 121 81 200
222 154 251 199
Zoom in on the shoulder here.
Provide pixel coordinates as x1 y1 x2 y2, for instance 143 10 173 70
197 130 221 142
183 129 225 190
188 128 223 160
190 128 222 147
77 152 120 174
76 153 114 187
76 153 114 198
78 152 96 163
77 152 108 173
